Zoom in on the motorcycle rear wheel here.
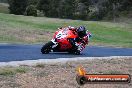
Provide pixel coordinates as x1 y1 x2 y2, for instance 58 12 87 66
41 41 54 54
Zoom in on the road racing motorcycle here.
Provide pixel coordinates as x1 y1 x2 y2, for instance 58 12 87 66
41 27 91 55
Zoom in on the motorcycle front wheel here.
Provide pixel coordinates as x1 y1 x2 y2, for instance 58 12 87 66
41 41 54 54
74 50 81 55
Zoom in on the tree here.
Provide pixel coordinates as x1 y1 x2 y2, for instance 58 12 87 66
58 0 77 19
75 0 91 20
119 0 132 11
48 0 60 17
37 0 62 17
28 0 39 5
0 0 8 3
25 5 37 16
8 0 28 15
37 0 50 16
58 0 67 18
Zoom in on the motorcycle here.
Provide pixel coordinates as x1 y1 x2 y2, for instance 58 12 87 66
41 27 91 55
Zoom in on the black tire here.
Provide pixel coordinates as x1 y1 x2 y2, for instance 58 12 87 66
68 50 80 55
41 41 54 54
68 51 74 54
74 50 81 55
76 75 87 85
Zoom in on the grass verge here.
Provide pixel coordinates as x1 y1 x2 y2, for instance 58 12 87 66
0 66 28 76
0 58 131 88
0 13 132 47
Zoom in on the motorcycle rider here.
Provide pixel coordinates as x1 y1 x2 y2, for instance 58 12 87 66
59 26 91 51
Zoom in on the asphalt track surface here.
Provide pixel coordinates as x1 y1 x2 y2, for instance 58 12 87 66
0 44 132 62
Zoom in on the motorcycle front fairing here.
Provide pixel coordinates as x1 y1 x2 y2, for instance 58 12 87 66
51 28 78 51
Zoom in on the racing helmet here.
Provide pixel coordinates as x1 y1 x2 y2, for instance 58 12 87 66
76 26 87 38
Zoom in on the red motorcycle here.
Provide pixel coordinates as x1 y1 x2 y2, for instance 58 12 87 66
41 27 91 55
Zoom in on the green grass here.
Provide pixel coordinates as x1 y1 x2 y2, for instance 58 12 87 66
0 66 28 76
0 13 132 47
35 63 45 68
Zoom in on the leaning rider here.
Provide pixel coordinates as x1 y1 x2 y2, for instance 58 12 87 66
60 26 92 51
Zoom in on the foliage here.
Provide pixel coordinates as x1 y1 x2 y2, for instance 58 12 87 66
7 0 132 20
25 5 37 16
8 0 28 15
28 0 39 5
0 0 8 3
91 0 132 20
